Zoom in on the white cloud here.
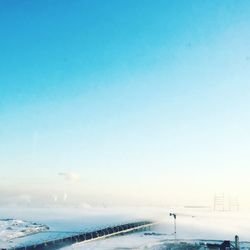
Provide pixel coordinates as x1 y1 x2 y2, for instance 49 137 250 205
58 172 80 182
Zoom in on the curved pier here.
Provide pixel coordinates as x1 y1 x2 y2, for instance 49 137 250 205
3 220 157 250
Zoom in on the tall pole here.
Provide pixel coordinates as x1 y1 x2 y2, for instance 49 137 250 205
169 213 177 241
235 235 239 250
174 216 176 241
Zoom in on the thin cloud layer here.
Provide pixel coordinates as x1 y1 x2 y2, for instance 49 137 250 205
58 172 80 182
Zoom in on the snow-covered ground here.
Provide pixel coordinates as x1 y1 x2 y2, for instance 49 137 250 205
0 219 49 241
61 231 167 250
0 218 49 248
1 207 250 249
61 232 250 250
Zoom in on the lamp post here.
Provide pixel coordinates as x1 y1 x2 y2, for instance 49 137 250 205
169 213 177 241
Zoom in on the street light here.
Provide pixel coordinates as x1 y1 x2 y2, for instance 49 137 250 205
169 213 177 241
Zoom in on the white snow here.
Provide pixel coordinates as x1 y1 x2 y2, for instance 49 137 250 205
0 218 49 249
0 219 49 241
61 231 167 250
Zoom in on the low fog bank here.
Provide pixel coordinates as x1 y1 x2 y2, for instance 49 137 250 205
1 206 250 241
0 187 249 211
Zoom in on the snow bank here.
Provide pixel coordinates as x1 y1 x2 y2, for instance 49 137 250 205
0 219 49 242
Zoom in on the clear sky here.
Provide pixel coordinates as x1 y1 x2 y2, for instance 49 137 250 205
1 0 250 207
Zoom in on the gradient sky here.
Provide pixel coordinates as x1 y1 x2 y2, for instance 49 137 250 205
1 0 250 206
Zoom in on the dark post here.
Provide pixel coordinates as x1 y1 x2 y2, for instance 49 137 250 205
169 213 176 241
235 235 239 250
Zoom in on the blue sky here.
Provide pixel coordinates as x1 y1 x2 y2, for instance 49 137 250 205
1 0 250 206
